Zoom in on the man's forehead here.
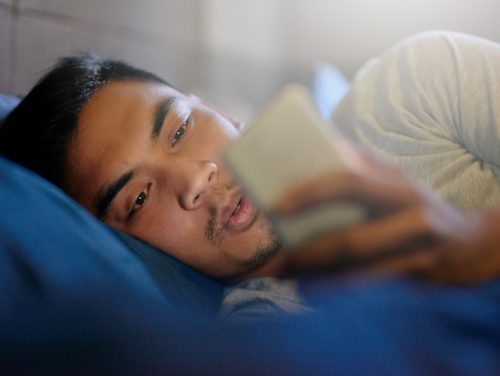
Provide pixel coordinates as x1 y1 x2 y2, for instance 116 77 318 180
88 80 182 106
75 80 184 144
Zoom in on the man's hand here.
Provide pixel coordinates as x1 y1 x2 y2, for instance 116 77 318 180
273 146 500 285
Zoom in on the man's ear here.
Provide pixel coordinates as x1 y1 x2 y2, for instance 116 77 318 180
189 94 244 131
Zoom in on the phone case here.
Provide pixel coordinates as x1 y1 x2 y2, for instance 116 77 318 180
223 84 365 247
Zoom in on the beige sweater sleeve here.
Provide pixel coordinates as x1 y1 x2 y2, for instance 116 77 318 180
332 31 500 210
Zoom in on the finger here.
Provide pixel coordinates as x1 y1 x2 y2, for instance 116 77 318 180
350 144 401 174
338 207 431 259
274 170 420 215
273 170 359 213
419 241 500 285
361 247 437 277
286 207 431 273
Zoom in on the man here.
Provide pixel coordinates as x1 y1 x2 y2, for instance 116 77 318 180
0 56 282 279
0 31 499 285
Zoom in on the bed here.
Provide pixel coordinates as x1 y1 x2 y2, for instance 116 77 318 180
2 32 500 373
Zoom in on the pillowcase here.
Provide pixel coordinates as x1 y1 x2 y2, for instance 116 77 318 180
0 91 224 313
0 155 224 372
112 230 224 314
0 155 167 304
0 154 223 315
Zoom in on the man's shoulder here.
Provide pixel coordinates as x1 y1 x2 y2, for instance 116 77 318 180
219 277 314 323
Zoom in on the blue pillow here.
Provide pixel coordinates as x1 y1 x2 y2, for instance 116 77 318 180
0 155 229 372
112 230 224 314
0 155 222 314
0 92 224 313
0 156 168 304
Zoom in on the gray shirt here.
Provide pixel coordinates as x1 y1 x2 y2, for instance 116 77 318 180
333 31 500 210
219 277 314 323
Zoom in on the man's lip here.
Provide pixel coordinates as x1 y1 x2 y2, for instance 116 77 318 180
222 192 258 232
222 190 244 227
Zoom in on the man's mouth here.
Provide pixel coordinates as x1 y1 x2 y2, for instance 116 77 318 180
231 200 242 216
223 193 259 233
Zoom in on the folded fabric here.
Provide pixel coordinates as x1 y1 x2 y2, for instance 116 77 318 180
2 155 500 374
113 230 224 314
0 155 179 371
333 31 500 209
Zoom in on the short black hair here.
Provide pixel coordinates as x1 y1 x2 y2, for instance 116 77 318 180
0 53 170 188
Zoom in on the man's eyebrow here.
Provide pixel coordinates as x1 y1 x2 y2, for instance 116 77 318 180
151 97 177 141
94 97 177 218
95 171 135 218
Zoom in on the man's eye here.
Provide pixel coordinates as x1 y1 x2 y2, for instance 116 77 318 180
172 117 190 145
130 191 148 217
135 191 147 207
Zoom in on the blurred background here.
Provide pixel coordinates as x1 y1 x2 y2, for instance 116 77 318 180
1 0 500 121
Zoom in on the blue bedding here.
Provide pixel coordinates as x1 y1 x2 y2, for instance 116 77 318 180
2 151 500 374
1 90 500 374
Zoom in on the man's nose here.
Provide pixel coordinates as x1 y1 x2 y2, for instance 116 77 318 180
178 160 218 210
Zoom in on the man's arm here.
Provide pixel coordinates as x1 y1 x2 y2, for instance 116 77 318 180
274 147 500 285
332 31 500 210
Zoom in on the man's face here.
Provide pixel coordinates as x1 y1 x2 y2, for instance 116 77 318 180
64 80 279 278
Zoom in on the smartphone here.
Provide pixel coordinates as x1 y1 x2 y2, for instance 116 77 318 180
223 84 366 247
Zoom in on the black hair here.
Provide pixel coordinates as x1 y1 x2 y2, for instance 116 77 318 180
0 53 170 188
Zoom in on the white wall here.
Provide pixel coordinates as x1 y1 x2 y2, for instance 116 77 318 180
198 0 500 118
201 0 290 65
287 0 500 77
194 0 293 119
3 0 202 94
0 3 12 92
3 0 500 119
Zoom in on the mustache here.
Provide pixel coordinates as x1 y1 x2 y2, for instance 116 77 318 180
205 205 219 244
203 181 237 246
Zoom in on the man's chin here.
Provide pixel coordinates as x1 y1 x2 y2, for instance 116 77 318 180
236 235 282 279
